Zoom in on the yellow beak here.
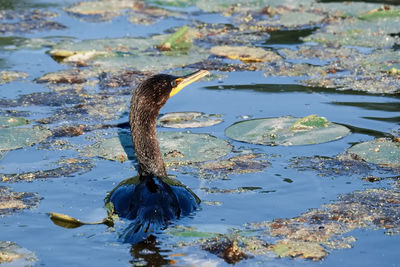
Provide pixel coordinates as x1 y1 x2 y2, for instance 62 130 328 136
169 70 210 97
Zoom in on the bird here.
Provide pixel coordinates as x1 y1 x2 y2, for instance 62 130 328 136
107 70 209 243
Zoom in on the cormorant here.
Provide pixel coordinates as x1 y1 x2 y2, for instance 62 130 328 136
108 70 209 243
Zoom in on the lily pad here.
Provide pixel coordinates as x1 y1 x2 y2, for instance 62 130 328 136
359 8 400 21
157 25 191 51
347 138 400 166
50 36 209 72
0 127 52 151
83 131 232 164
157 112 223 128
65 0 174 23
0 186 40 216
0 241 36 265
0 116 29 128
225 116 350 146
210 45 281 63
64 0 134 20
303 17 400 48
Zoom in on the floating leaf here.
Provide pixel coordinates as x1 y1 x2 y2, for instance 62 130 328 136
64 0 134 19
49 212 85 229
157 26 191 51
160 132 232 165
0 127 52 151
225 116 350 146
0 116 29 128
211 45 281 63
50 36 209 72
157 112 223 128
166 225 217 238
147 0 196 7
0 241 36 265
359 8 400 20
83 132 232 164
303 18 400 48
49 212 113 229
347 138 400 166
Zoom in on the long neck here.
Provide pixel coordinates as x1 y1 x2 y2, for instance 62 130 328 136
130 93 167 179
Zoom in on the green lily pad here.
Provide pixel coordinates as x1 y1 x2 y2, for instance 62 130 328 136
157 112 223 128
0 127 52 151
0 241 36 265
0 116 29 128
64 0 134 20
157 25 191 51
83 131 232 164
347 138 400 166
210 45 281 63
303 18 400 48
50 36 209 72
359 8 400 21
166 225 217 238
225 116 350 146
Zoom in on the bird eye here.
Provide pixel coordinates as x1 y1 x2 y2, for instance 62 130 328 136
170 80 176 88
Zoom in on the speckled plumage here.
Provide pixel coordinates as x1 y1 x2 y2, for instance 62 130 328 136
129 74 176 179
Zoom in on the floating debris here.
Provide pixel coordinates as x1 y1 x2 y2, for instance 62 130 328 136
202 238 249 264
0 71 29 85
290 153 372 177
0 241 36 265
0 158 94 182
198 153 270 178
157 112 223 128
225 116 350 146
0 9 66 34
347 138 400 167
0 186 40 216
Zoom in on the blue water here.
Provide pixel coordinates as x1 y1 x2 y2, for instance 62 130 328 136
0 0 399 266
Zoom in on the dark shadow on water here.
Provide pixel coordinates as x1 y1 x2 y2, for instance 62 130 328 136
262 27 318 45
204 83 400 98
331 101 400 112
318 0 400 5
363 116 400 124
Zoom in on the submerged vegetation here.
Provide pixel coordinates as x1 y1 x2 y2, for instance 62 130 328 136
0 0 399 265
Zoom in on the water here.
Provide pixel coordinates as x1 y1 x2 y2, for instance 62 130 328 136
0 0 399 266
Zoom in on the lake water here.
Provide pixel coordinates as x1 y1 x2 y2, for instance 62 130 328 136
0 0 399 266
